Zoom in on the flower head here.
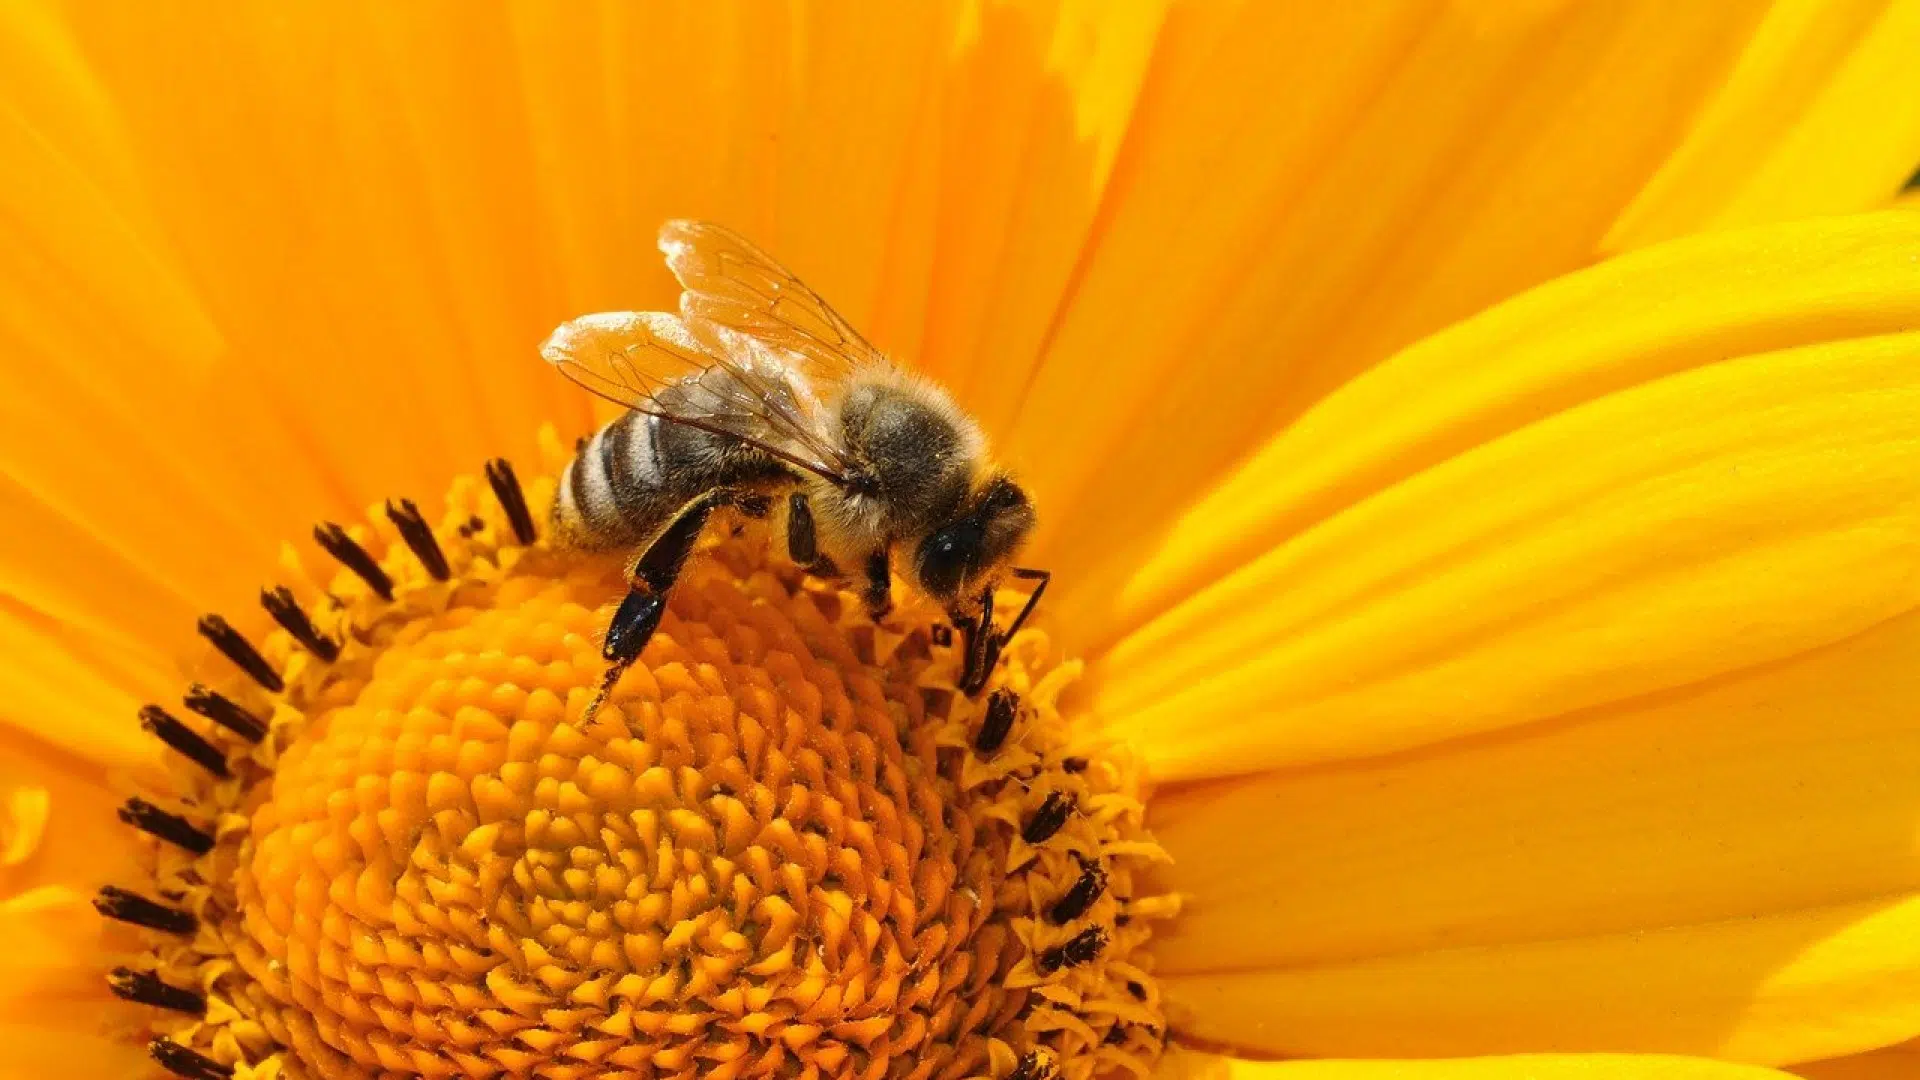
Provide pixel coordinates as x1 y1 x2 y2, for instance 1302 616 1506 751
3 3 1920 1080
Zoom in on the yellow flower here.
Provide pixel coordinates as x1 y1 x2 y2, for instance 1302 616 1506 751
3 2 1919 1079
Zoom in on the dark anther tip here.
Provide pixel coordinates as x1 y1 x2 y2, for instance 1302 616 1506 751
485 458 538 544
259 585 340 662
1046 854 1108 925
1009 1050 1057 1080
118 797 216 855
1037 925 1107 975
138 705 229 778
150 1037 233 1080
182 683 266 744
973 689 1019 756
313 521 395 600
94 886 197 935
1021 790 1075 845
195 614 283 693
385 497 450 580
109 967 206 1014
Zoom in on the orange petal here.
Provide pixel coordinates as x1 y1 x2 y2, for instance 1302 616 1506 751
1154 1046 1796 1080
0 887 145 1080
1089 211 1920 782
1792 1038 1920 1079
1149 601 1920 1064
1605 0 1920 251
1014 0 1786 580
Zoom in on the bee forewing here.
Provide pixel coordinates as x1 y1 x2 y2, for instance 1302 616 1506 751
540 310 717 412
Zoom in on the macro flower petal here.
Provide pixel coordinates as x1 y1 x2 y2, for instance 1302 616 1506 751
1153 1046 1796 1080
1792 1038 1920 1079
1148 603 1920 1064
0 887 146 1080
1604 0 1920 251
1093 211 1920 781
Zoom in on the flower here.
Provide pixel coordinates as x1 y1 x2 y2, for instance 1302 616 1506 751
2 2 1919 1079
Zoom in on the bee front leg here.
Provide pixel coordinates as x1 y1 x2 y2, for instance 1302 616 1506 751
954 584 997 697
584 493 721 721
863 548 893 622
786 491 842 579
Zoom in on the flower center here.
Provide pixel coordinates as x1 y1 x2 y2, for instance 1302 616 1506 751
99 432 1177 1080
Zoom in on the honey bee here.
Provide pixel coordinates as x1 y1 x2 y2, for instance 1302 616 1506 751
542 220 1047 714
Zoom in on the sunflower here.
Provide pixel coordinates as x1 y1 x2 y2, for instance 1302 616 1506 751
5 2 1920 1079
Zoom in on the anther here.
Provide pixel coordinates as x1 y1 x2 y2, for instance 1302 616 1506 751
118 797 215 854
259 586 339 662
138 705 229 778
195 614 283 693
1047 854 1108 924
183 683 266 744
151 1038 233 1080
485 458 538 544
1127 980 1148 1000
385 498 450 580
93 886 197 935
313 522 394 600
1009 1050 1058 1080
1038 925 1107 974
109 967 205 1014
1061 756 1089 774
974 689 1019 756
1022 790 1075 845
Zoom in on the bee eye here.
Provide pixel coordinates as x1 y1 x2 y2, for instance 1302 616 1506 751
915 524 977 601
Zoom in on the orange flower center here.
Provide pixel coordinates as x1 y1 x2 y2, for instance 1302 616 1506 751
102 438 1177 1080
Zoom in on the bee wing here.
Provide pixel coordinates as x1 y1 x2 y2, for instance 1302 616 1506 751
541 310 858 484
659 219 886 386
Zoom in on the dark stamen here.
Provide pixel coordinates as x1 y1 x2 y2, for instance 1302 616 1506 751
1037 926 1107 974
974 689 1019 756
1127 979 1148 1000
1060 756 1089 774
385 497 450 580
195 615 283 693
1021 791 1074 845
151 1038 233 1080
1047 854 1108 924
93 886 197 935
118 797 215 854
109 967 205 1014
182 684 266 744
1009 1051 1057 1080
314 522 394 600
485 458 538 544
138 705 228 778
259 586 339 662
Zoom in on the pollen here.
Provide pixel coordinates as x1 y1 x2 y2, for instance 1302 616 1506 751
103 431 1178 1080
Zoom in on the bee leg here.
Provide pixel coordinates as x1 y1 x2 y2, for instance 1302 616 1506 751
787 492 818 565
863 549 893 622
956 585 997 697
583 493 721 721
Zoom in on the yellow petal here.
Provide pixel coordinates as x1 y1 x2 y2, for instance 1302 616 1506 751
1162 891 1920 1067
1605 0 1920 251
1154 1046 1796 1080
0 887 145 1080
1149 602 1920 1064
1012 0 1791 578
1792 1039 1920 1079
1091 211 1920 782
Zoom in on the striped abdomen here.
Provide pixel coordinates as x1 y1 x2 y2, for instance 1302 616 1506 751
554 407 793 551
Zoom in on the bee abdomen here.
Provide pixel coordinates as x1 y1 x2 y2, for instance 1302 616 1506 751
554 411 662 549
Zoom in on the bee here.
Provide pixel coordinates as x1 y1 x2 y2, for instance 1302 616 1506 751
542 220 1047 715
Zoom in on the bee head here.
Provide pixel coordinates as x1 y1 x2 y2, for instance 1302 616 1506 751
912 474 1035 606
